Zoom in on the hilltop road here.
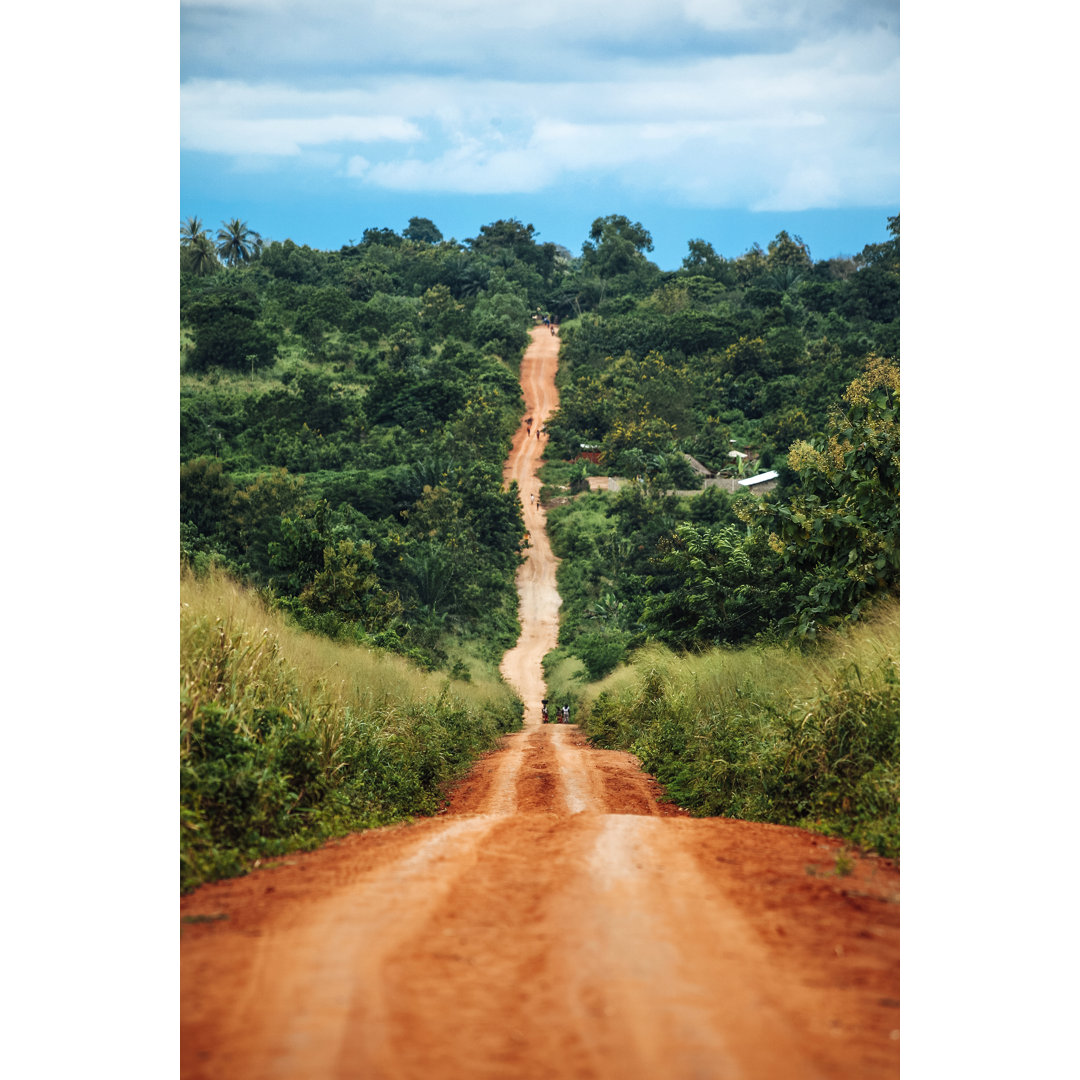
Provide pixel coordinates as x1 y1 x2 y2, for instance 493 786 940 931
180 327 900 1080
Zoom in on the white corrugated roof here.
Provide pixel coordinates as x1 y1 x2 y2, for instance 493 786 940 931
727 450 748 459
738 470 779 487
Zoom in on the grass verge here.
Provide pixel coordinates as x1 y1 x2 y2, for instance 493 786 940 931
578 599 899 858
180 566 521 892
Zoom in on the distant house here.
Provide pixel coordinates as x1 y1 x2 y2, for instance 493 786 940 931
682 454 714 478
573 451 603 465
738 470 779 494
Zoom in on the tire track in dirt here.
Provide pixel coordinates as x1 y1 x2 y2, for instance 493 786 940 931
180 327 900 1080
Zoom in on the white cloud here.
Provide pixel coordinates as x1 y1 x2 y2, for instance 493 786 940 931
181 81 422 155
181 4 898 210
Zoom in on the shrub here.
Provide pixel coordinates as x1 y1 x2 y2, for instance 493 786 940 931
180 568 521 890
578 601 899 857
185 290 278 373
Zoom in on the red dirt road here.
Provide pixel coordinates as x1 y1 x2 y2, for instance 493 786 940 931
180 328 900 1079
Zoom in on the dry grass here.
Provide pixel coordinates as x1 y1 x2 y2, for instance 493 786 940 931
180 566 520 890
580 599 900 856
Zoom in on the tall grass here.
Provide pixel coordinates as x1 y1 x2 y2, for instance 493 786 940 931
580 599 900 857
180 567 521 891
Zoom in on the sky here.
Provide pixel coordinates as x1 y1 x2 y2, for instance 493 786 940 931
180 0 900 267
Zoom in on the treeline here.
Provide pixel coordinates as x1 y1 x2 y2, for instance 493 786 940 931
546 218 898 471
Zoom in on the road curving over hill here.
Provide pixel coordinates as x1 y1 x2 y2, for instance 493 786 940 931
180 326 900 1080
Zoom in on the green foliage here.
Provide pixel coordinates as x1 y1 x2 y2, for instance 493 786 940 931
470 288 530 358
579 604 899 857
403 216 444 244
573 629 632 681
681 238 734 284
740 356 900 635
642 523 771 644
185 289 278 373
216 218 263 267
180 570 521 891
178 210 903 885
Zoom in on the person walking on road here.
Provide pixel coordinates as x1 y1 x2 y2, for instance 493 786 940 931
560 704 570 724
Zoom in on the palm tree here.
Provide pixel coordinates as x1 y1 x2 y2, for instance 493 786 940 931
215 218 262 267
763 265 805 293
446 254 489 299
180 216 206 247
184 233 221 277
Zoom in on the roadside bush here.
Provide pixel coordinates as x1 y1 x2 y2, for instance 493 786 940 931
181 568 521 891
578 601 899 857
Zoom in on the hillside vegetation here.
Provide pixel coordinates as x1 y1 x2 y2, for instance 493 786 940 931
181 568 520 892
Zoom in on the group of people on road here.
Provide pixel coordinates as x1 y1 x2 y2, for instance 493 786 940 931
540 700 570 724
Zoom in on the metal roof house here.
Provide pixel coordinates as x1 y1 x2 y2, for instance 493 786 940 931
738 470 779 494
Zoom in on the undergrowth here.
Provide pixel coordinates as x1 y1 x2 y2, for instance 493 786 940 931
180 567 521 892
579 599 899 858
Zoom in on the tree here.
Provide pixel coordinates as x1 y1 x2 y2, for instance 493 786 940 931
363 226 402 247
467 219 537 262
216 218 263 267
403 216 444 244
718 336 777 380
181 216 206 247
578 214 660 306
681 238 732 283
445 254 490 299
181 217 221 276
740 356 900 634
418 284 467 343
766 230 812 272
582 214 653 277
643 524 757 643
299 538 402 629
182 233 221 277
185 289 277 372
180 458 236 538
470 289 529 357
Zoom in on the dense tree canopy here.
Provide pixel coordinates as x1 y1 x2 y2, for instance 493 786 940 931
181 211 899 673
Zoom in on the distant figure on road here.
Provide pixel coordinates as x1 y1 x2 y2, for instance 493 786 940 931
561 704 570 724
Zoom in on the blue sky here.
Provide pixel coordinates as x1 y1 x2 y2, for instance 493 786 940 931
180 0 899 267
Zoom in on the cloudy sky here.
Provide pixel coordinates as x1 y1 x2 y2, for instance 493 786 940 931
183 0 899 265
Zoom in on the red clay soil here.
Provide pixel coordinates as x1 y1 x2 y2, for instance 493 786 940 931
180 327 900 1080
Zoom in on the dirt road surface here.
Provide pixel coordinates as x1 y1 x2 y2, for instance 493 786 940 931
181 328 900 1079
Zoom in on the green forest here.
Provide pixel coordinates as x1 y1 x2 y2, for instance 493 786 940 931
180 211 899 885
